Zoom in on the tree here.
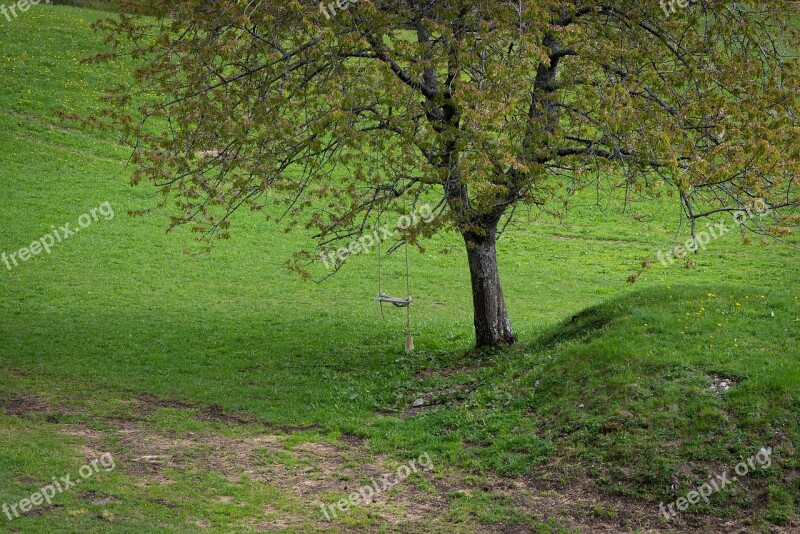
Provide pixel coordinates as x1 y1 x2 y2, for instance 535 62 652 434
94 0 800 347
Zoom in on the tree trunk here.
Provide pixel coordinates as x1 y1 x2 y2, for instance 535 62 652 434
463 227 515 347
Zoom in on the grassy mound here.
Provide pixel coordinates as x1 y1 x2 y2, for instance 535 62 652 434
371 286 799 524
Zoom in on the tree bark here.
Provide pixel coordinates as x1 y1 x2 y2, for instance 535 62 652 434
463 227 515 347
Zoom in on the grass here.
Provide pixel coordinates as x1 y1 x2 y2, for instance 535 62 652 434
0 4 798 532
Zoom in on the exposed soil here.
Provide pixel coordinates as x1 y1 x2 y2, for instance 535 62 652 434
2 393 53 417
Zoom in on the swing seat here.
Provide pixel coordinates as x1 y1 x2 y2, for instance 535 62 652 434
375 293 412 307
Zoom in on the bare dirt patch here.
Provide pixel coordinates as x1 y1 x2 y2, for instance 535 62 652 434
707 373 738 395
54 395 449 530
2 393 53 417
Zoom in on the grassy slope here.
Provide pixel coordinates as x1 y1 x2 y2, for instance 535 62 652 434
0 4 798 531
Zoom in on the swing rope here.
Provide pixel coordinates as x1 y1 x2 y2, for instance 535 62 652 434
404 217 414 352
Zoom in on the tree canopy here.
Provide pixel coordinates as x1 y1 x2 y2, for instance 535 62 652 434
95 0 800 346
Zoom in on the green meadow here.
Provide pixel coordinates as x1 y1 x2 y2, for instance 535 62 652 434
0 4 798 532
